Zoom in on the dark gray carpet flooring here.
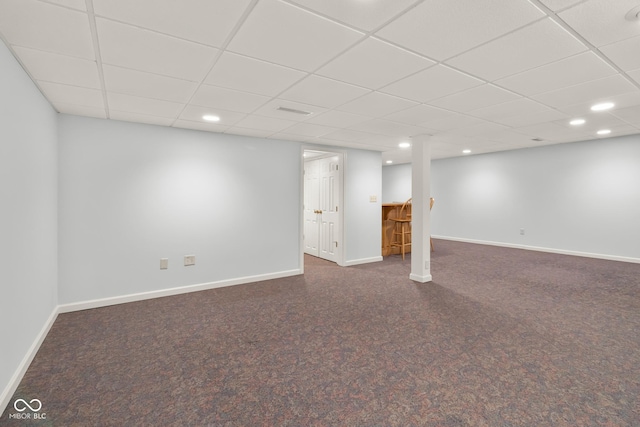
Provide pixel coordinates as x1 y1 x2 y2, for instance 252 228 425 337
2 239 640 426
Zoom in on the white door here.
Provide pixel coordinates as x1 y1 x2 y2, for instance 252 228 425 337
318 157 340 263
303 153 341 263
303 160 320 257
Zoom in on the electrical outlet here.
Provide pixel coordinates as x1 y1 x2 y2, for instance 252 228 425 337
520 228 525 235
369 195 377 203
160 258 168 270
184 255 196 266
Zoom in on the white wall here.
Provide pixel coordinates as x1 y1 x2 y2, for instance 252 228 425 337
382 163 411 203
431 135 640 260
0 42 58 408
344 149 382 264
58 115 302 305
382 135 640 261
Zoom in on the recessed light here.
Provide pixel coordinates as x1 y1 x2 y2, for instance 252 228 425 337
570 119 586 126
462 149 471 154
386 160 393 164
398 142 411 148
202 114 220 122
590 102 614 111
597 129 611 135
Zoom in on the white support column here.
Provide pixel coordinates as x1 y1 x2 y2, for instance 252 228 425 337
410 135 432 283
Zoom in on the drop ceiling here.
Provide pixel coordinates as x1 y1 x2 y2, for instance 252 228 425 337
1 0 639 163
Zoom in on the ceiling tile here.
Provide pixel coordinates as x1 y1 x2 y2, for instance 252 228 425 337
97 18 218 81
376 0 544 61
190 84 270 113
481 129 545 144
268 132 308 142
312 137 386 151
348 119 428 138
532 75 638 108
13 46 100 88
441 121 510 137
233 114 297 133
0 0 94 59
421 113 484 132
284 0 421 31
430 84 521 113
322 128 379 143
109 110 175 127
280 75 370 108
107 92 184 118
252 99 328 122
276 122 338 138
103 65 198 103
489 108 569 128
556 91 640 117
494 52 618 96
610 105 640 125
513 121 584 141
538 0 583 12
383 104 456 126
173 119 229 134
629 69 640 86
39 81 103 108
381 65 483 103
337 91 417 117
600 35 640 72
93 0 252 47
205 52 306 97
44 0 86 11
446 19 587 82
225 127 273 138
558 0 640 47
316 37 434 89
227 0 363 72
468 98 550 121
55 103 106 118
304 110 370 128
178 105 245 126
553 112 630 131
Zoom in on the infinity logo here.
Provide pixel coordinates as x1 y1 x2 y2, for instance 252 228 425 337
14 398 42 412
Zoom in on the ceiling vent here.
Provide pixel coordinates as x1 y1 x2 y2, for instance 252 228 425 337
277 106 313 116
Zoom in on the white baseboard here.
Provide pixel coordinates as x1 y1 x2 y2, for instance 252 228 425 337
432 235 640 264
58 269 303 313
342 256 383 267
409 273 433 283
0 305 59 415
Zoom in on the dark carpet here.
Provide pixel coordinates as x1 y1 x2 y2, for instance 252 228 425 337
2 240 640 426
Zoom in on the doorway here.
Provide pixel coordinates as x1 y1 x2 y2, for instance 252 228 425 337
303 150 343 265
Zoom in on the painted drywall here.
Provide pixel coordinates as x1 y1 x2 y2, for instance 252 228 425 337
58 115 302 304
0 42 58 407
382 162 411 203
344 149 382 264
383 135 640 261
432 135 640 260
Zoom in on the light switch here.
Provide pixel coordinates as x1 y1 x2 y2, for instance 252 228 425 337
160 258 168 270
369 195 377 202
184 255 196 266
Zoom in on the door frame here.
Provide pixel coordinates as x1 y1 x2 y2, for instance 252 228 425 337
300 146 346 272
